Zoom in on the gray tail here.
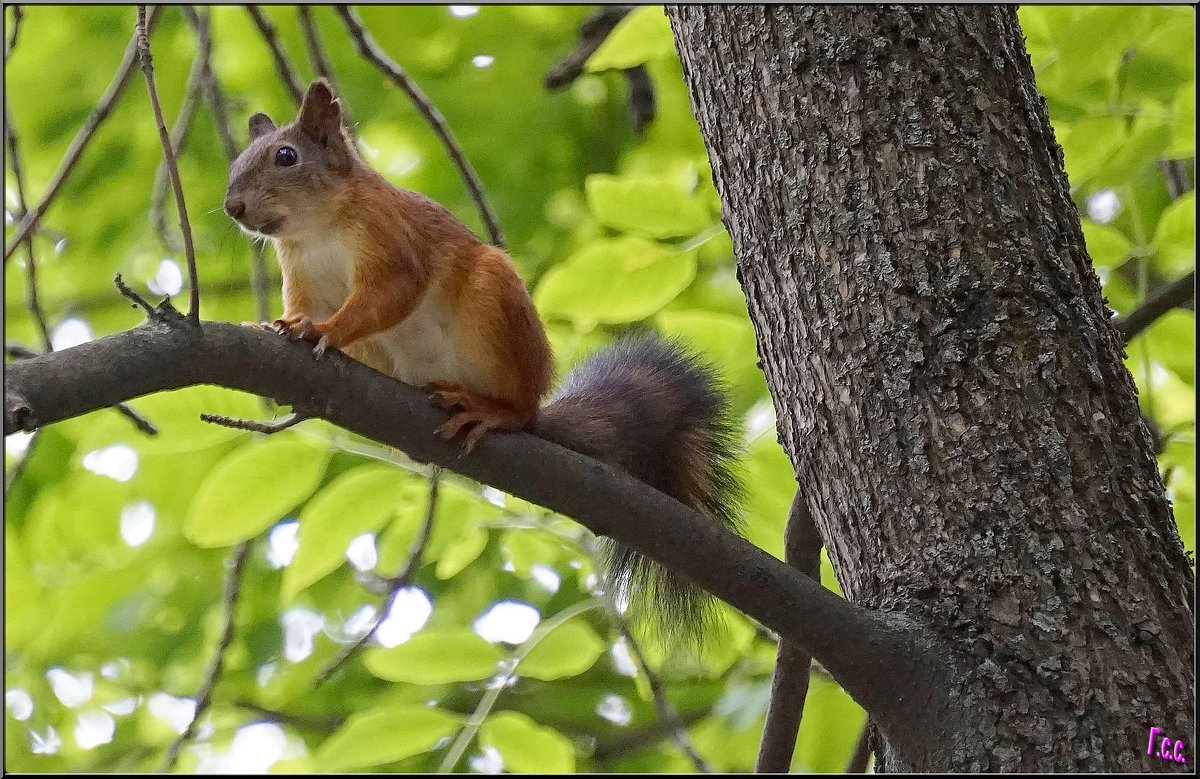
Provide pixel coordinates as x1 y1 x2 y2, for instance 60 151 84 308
535 337 744 644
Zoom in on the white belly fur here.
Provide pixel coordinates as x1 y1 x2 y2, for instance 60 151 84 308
285 233 488 391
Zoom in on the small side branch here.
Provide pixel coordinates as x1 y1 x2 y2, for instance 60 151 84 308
543 6 633 90
246 5 305 106
5 4 23 62
755 490 824 773
4 6 162 263
334 5 504 249
200 411 304 434
1115 270 1196 343
160 542 251 771
313 467 441 686
137 5 201 326
181 5 239 162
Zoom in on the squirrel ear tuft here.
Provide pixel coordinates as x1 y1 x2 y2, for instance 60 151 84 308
248 113 277 140
297 79 341 143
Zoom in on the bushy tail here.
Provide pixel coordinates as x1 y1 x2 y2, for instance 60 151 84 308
535 337 744 644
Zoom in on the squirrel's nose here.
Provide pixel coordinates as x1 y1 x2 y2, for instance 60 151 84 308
224 197 246 220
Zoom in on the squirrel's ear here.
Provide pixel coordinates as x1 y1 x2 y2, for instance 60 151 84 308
248 113 276 140
297 80 341 144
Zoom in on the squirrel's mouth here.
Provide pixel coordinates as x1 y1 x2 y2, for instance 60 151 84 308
236 215 285 237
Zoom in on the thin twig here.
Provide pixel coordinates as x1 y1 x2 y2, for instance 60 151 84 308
180 5 239 162
438 598 602 773
5 4 22 63
616 609 713 771
543 6 633 90
4 6 162 263
1159 159 1192 200
297 5 350 128
756 491 824 772
200 411 304 434
334 4 504 249
160 542 251 772
1115 270 1196 343
231 699 345 732
137 5 201 326
114 273 158 318
312 467 441 687
246 5 305 106
5 97 51 350
150 5 207 254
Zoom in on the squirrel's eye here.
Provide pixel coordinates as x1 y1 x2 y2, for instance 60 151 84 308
274 146 298 167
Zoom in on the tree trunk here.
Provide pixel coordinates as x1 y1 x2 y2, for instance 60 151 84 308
668 5 1194 772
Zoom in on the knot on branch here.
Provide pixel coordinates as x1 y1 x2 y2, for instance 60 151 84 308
5 392 38 433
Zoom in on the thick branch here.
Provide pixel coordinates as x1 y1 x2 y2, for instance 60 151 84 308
4 6 162 262
3 319 965 756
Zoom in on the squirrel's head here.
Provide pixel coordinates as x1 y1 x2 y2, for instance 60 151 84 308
224 80 357 239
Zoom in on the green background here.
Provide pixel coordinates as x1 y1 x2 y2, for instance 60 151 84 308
4 5 1194 773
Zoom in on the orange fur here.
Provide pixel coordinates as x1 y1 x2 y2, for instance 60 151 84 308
226 81 552 442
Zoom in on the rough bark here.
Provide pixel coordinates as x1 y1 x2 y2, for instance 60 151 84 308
669 4 1194 772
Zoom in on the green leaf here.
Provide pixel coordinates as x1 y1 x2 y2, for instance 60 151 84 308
519 619 606 680
364 630 502 684
502 530 562 577
1152 192 1196 276
1080 220 1134 270
282 465 412 600
1144 309 1196 385
535 237 697 325
435 526 489 580
480 711 576 773
1055 117 1125 188
317 705 461 771
1166 80 1195 158
585 174 711 239
585 7 675 72
184 434 329 548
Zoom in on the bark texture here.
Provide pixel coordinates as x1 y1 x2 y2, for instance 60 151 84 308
668 5 1194 772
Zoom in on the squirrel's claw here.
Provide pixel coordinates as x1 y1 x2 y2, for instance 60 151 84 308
313 335 332 358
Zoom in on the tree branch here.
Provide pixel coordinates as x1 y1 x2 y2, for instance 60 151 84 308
3 317 966 758
5 4 22 63
1114 270 1196 343
149 4 207 254
755 490 823 773
543 6 633 90
160 541 251 771
313 467 440 687
137 5 200 326
334 4 504 248
296 6 350 128
246 5 305 106
4 6 162 263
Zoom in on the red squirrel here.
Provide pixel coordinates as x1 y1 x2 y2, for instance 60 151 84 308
224 81 743 640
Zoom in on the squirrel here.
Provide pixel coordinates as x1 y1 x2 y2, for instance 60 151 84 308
223 80 744 642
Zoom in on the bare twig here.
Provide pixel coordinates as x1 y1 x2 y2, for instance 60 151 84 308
1159 159 1193 200
847 720 873 772
180 5 239 162
246 5 305 106
150 5 208 253
334 4 505 249
137 5 201 326
5 4 22 63
114 273 159 318
543 6 633 90
4 6 162 263
231 699 345 732
313 467 441 687
297 5 350 127
160 542 251 772
200 411 304 434
1115 270 1196 343
756 491 824 772
5 97 51 350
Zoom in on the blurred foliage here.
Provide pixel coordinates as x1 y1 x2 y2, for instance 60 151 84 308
3 4 1194 774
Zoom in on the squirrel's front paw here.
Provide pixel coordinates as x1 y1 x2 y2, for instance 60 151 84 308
273 315 320 343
